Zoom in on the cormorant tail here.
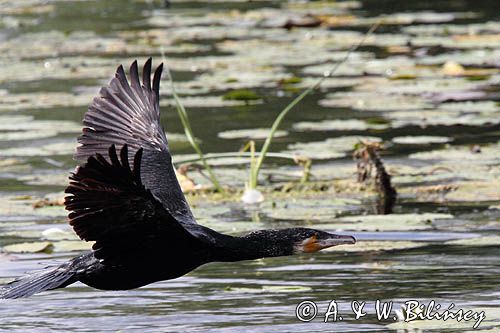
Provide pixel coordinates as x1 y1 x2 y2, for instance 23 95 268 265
0 263 76 299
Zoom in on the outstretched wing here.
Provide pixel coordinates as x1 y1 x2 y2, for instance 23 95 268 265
65 145 197 260
75 58 195 225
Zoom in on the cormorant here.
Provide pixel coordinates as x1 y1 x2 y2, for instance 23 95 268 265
0 59 355 299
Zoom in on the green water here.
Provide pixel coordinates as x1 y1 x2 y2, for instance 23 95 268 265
0 0 499 332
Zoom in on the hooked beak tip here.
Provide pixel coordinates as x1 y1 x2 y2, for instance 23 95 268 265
324 234 356 247
340 235 356 245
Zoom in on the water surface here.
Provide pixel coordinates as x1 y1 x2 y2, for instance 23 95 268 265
0 0 499 332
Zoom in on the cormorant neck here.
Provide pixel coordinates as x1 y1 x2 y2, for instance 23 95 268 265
211 231 291 262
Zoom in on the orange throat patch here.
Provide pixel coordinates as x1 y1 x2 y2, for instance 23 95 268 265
301 235 322 253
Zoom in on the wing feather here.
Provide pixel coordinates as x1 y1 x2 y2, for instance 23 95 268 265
74 58 196 226
65 145 195 260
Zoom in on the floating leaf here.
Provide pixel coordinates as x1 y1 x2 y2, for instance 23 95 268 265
319 91 430 111
0 91 95 111
262 198 361 221
326 240 429 252
0 141 76 157
446 235 500 246
53 240 92 252
222 89 262 102
293 119 389 132
318 213 454 232
3 241 54 254
218 128 288 140
392 136 452 145
41 227 77 241
409 144 500 164
0 115 80 132
162 96 263 107
284 136 381 160
224 285 312 293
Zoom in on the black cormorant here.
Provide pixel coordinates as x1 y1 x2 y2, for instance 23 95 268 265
0 59 355 299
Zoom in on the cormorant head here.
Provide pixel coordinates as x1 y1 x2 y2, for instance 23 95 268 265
289 228 356 254
242 228 356 258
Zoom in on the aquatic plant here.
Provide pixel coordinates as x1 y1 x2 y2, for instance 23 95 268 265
161 49 225 194
222 89 262 104
159 24 378 199
243 23 380 203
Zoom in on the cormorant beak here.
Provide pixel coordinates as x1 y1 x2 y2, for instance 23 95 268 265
317 234 356 248
299 234 356 253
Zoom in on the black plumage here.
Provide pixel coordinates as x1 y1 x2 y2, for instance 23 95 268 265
0 59 355 299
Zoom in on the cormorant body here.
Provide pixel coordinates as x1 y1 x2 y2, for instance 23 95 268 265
0 59 355 299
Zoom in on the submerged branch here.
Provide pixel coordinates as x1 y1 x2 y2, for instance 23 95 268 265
354 141 397 214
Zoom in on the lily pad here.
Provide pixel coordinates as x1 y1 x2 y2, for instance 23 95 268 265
0 57 118 84
262 198 361 221
284 136 381 160
41 227 77 241
2 240 91 254
293 119 389 132
218 128 287 140
444 180 500 202
222 89 262 102
3 241 54 254
0 115 80 133
319 213 454 232
392 136 452 144
0 91 95 111
438 101 499 113
53 240 92 252
0 141 76 157
388 110 500 128
162 96 263 108
409 143 500 164
0 130 59 141
319 91 430 111
224 285 312 293
446 235 500 246
18 173 70 186
326 240 429 252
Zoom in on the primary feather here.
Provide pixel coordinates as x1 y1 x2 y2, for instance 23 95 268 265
75 58 195 226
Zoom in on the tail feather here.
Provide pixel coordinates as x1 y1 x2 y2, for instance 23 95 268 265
1 264 76 299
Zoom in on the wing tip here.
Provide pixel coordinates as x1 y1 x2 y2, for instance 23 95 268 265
143 58 153 91
153 62 163 98
115 64 126 81
74 58 168 162
130 60 141 87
